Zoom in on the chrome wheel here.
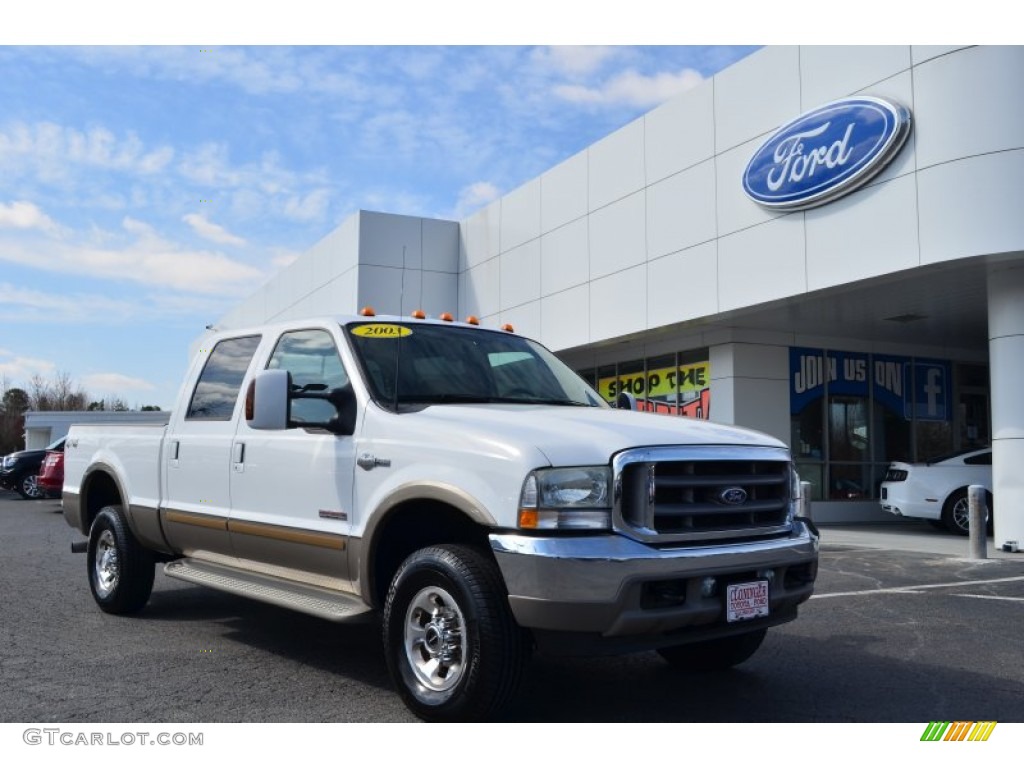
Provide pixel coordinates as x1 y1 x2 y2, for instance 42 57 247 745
93 529 120 598
404 585 467 693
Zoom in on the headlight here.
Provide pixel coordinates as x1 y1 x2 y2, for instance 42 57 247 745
789 464 801 521
518 466 612 530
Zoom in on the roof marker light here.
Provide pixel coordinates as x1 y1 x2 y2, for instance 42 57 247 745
360 306 376 317
439 312 454 322
502 323 515 333
411 309 426 319
465 315 480 326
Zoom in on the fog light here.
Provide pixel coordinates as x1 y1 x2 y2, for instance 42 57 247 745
700 577 717 598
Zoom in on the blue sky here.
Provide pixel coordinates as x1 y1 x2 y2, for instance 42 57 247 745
0 44 763 408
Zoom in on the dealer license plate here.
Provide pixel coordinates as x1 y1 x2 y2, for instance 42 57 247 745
726 580 769 623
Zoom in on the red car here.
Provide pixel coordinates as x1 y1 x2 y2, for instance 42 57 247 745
37 449 64 500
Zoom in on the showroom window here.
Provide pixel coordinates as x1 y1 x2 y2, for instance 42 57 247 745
790 348 978 501
575 349 710 419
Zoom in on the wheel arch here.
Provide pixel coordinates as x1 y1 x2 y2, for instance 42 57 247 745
80 464 128 534
359 484 496 610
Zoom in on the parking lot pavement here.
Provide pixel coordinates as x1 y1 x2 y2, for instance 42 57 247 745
3 491 1023 723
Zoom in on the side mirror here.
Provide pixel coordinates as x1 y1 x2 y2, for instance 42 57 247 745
616 392 638 411
246 370 290 430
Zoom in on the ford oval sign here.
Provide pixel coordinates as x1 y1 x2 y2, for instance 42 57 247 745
742 97 911 211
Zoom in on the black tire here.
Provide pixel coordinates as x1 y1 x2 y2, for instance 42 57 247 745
383 544 528 722
87 506 155 614
941 489 992 536
658 628 767 671
17 473 43 500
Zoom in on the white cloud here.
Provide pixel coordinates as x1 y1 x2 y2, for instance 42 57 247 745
183 212 246 246
81 372 156 394
453 181 500 218
283 189 330 222
554 67 705 108
0 350 56 383
0 217 265 296
0 200 58 232
271 251 300 269
0 121 175 181
532 46 619 76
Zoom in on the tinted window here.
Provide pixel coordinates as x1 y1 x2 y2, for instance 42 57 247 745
963 452 992 466
268 329 349 425
186 336 261 421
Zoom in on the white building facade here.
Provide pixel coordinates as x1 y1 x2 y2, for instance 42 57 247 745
214 45 1024 543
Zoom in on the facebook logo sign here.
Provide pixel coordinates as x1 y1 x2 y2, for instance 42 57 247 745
904 361 951 421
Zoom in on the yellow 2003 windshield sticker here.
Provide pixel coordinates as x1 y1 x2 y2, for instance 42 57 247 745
350 324 413 339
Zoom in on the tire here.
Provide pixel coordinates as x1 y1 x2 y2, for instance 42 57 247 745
658 628 767 671
17 473 43 500
87 506 155 614
383 544 528 722
941 489 992 536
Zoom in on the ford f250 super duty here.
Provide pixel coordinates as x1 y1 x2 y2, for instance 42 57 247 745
63 312 819 721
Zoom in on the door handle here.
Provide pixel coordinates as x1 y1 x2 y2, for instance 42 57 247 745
233 442 245 464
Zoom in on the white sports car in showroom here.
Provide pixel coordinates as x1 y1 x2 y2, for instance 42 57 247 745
880 448 993 535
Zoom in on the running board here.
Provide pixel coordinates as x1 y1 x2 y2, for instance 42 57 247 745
164 558 372 623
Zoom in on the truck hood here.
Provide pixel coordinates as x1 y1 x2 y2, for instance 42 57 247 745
407 404 787 466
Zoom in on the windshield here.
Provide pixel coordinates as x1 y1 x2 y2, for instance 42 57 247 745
345 322 606 412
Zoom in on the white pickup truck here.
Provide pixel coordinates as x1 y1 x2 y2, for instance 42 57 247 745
63 313 819 721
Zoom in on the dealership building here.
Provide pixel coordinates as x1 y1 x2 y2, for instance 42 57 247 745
213 45 1024 545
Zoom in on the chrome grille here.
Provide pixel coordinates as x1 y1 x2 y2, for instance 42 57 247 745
613 445 794 544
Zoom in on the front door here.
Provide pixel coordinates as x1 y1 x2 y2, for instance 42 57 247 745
228 327 356 587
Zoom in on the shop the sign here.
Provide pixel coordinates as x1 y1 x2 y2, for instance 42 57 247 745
743 97 911 211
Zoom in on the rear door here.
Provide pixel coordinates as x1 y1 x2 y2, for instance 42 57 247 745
161 335 262 557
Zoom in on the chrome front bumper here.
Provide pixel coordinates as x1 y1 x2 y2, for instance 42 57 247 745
489 520 818 644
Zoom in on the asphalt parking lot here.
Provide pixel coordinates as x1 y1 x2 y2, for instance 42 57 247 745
2 491 1022 723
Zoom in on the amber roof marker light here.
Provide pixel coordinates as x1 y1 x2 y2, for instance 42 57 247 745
359 306 376 317
411 309 426 319
465 315 480 325
501 324 515 333
439 312 454 322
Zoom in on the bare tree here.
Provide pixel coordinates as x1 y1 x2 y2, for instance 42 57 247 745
27 371 90 412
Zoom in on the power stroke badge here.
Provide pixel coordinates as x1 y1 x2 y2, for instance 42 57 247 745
742 96 911 211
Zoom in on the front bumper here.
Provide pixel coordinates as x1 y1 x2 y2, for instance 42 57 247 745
490 520 818 651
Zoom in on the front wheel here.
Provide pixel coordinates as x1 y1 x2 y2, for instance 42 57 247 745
658 628 767 671
87 506 155 614
383 544 528 721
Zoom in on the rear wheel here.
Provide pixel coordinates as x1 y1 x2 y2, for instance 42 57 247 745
941 490 992 536
383 544 528 721
17 473 42 500
658 628 767 671
87 506 155 614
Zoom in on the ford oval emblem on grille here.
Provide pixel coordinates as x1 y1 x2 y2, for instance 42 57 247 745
717 487 748 505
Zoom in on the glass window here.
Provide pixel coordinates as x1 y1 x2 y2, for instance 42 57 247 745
268 329 349 425
644 354 677 415
186 336 261 421
346 323 605 412
963 451 992 466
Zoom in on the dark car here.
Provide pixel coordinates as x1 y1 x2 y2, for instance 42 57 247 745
0 437 65 500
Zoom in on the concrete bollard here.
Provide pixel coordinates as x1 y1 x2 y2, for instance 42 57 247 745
799 481 813 521
968 484 988 560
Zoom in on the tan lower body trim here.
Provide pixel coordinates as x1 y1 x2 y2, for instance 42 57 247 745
165 509 228 531
228 519 346 551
